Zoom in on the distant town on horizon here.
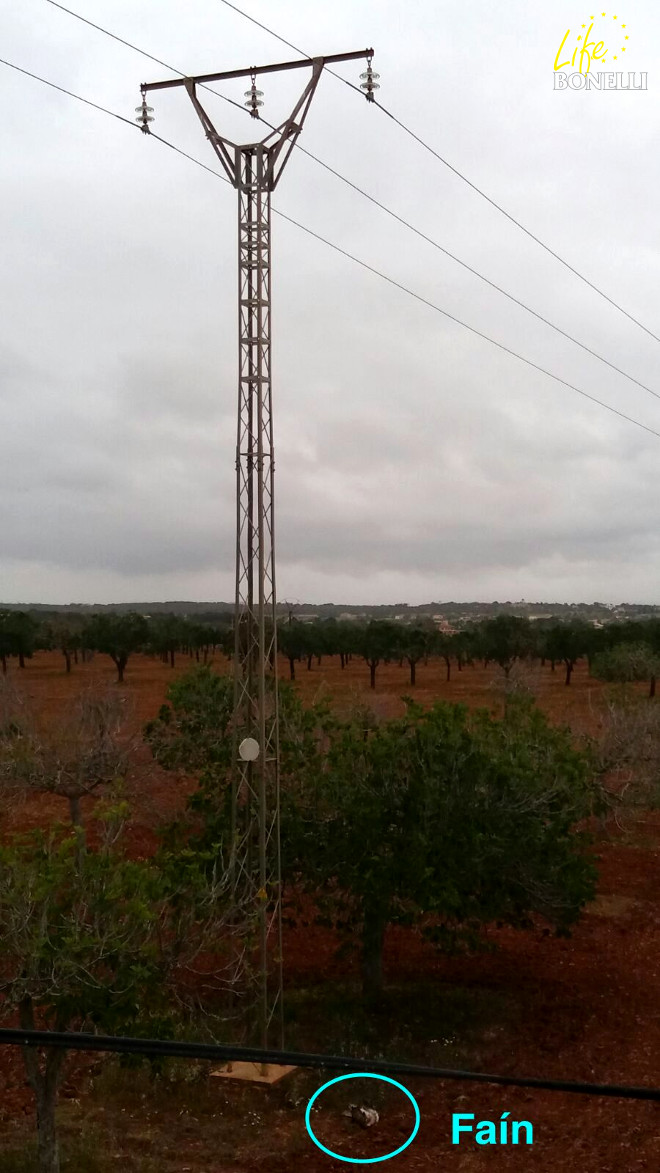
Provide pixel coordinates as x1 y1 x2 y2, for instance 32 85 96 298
2 599 660 627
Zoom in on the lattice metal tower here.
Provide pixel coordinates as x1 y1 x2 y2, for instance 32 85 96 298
140 49 375 1053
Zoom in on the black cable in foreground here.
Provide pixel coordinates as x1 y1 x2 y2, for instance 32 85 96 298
2 1029 659 1102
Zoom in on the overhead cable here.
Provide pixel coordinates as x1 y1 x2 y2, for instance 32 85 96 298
42 0 660 402
216 0 660 346
3 55 660 443
4 1028 660 1101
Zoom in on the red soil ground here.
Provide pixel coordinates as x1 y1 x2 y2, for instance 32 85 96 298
0 650 658 1171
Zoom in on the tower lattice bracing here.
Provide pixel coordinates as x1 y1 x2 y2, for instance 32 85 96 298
140 47 373 1056
233 146 282 1047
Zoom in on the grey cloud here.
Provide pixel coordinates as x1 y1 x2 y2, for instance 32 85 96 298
1 0 659 604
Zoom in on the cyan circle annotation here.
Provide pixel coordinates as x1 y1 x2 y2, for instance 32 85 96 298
305 1072 421 1164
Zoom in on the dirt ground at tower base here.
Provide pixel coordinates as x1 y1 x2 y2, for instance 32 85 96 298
0 650 658 1172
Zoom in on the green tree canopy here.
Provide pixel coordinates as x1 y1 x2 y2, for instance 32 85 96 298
278 620 314 680
148 613 188 667
42 617 83 674
146 669 601 1003
476 615 534 678
542 620 592 685
0 824 238 1173
355 620 403 689
145 666 334 837
400 625 431 686
84 612 149 682
282 694 600 998
592 641 660 698
0 610 37 672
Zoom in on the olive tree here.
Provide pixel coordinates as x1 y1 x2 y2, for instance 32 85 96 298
149 613 187 668
592 641 660 699
83 612 149 682
400 625 431 686
355 621 402 689
278 621 313 681
433 631 455 681
476 615 534 679
542 621 592 685
0 610 38 672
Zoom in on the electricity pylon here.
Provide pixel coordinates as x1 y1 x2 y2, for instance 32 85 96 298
139 49 375 1055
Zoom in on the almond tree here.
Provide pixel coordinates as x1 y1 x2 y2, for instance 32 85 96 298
0 683 133 836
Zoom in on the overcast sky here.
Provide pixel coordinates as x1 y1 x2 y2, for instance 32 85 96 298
2 0 660 606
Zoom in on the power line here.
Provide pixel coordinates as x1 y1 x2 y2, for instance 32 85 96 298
0 56 228 182
0 53 215 186
4 54 660 444
0 55 136 127
217 0 660 347
43 0 247 114
42 0 660 406
43 0 184 75
217 0 363 94
373 101 660 347
4 1028 660 1101
293 144 660 405
268 215 660 441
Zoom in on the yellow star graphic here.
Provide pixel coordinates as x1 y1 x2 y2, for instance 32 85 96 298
613 54 617 58
613 14 617 18
582 23 586 27
601 11 606 15
625 35 629 39
621 46 626 50
621 23 626 27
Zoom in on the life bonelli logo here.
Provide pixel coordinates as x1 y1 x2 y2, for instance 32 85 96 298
553 12 647 90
